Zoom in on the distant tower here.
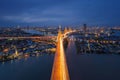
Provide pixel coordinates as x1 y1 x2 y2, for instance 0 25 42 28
58 25 62 34
59 25 62 30
83 24 87 33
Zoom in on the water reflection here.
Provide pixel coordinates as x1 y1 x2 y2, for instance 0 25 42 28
0 40 120 80
0 54 54 80
66 40 120 80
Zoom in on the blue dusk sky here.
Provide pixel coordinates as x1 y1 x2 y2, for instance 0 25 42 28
0 0 120 26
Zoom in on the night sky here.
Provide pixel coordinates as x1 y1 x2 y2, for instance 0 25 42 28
0 0 120 26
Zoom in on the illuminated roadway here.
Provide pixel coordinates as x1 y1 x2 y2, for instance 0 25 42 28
51 30 70 80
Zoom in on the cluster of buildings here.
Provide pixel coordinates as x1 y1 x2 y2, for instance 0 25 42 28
0 27 56 62
73 24 120 54
0 25 120 62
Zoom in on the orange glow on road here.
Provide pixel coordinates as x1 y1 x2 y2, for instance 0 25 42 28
51 30 70 80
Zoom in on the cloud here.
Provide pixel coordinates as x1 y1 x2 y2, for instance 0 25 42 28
2 5 78 24
0 0 120 26
4 16 65 23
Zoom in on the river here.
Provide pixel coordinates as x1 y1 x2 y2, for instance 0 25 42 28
66 39 120 80
0 39 120 80
0 55 54 80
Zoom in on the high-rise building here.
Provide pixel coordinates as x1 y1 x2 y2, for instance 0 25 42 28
83 24 87 33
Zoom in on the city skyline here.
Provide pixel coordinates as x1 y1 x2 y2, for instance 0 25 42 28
0 0 120 80
0 0 120 26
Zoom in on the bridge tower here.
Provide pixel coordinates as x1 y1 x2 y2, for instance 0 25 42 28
64 27 68 34
68 27 72 32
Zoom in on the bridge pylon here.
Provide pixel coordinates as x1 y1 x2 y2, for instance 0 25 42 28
64 27 68 34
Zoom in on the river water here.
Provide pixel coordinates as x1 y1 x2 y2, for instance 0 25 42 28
0 55 54 80
0 40 120 80
66 40 120 80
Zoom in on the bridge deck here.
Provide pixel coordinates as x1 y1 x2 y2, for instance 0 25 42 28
51 31 70 80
